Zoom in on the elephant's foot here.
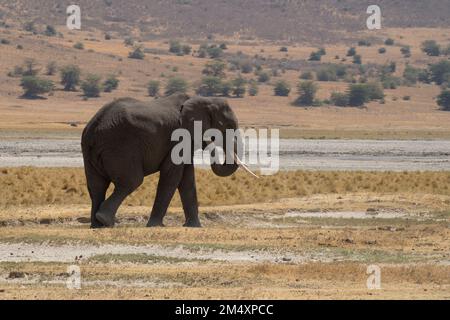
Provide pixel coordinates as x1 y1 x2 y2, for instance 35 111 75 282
183 219 202 228
146 217 165 227
90 221 105 229
95 211 115 227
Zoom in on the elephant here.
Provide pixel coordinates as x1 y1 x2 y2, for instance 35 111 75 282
81 93 255 228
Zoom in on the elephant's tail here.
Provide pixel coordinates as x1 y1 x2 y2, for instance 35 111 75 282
81 128 109 180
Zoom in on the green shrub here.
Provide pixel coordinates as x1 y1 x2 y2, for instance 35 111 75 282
429 60 450 85
231 77 246 98
165 77 188 96
60 65 81 91
316 68 337 82
273 80 291 96
219 43 228 50
124 37 134 46
196 76 223 96
308 51 322 61
403 65 421 85
182 44 192 55
257 71 271 83
346 47 356 57
294 81 318 106
330 92 349 107
221 81 232 97
128 46 145 59
357 40 371 47
437 89 450 110
422 40 440 56
378 47 386 54
401 46 411 56
23 21 36 33
202 60 226 78
81 74 102 97
45 25 57 37
352 55 362 64
104 33 112 40
1 38 10 44
348 84 371 106
169 40 182 54
384 38 395 46
103 75 119 92
73 42 84 50
248 82 259 96
366 82 384 100
147 80 160 97
20 76 54 98
280 46 288 52
300 71 314 80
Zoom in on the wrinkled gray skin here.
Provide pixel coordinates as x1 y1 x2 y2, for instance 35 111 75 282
81 93 241 228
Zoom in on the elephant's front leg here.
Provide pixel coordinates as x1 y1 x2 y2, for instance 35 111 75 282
178 163 201 227
147 157 184 227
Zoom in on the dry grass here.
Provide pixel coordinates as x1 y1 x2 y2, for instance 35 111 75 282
1 167 450 208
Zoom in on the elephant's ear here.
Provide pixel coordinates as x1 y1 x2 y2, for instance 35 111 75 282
179 97 215 137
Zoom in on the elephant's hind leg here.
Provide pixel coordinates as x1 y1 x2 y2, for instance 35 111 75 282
95 173 143 228
86 165 110 229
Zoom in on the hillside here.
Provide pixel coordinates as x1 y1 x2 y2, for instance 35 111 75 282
0 0 449 43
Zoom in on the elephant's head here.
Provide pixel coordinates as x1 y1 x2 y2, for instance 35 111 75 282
180 96 256 177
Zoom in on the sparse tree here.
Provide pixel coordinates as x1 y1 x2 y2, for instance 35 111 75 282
23 58 40 76
20 76 54 98
429 60 450 85
248 82 259 96
81 74 102 97
103 75 119 92
437 89 450 111
46 61 57 76
197 76 223 96
169 40 182 54
274 80 291 96
60 65 81 91
330 92 349 107
422 40 440 56
295 81 318 106
257 71 270 83
147 80 160 97
384 38 395 46
348 84 370 107
231 77 246 98
165 77 188 96
182 44 192 55
202 60 226 78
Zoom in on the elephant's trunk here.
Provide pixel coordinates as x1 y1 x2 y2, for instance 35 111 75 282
210 138 239 177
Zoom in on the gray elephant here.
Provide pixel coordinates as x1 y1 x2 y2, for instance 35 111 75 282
81 93 253 228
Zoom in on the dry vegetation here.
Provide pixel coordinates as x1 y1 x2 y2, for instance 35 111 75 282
1 167 450 208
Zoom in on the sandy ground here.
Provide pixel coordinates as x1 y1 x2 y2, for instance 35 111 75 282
0 194 449 299
1 137 450 171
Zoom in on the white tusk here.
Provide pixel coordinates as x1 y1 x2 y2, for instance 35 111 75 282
234 153 259 178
